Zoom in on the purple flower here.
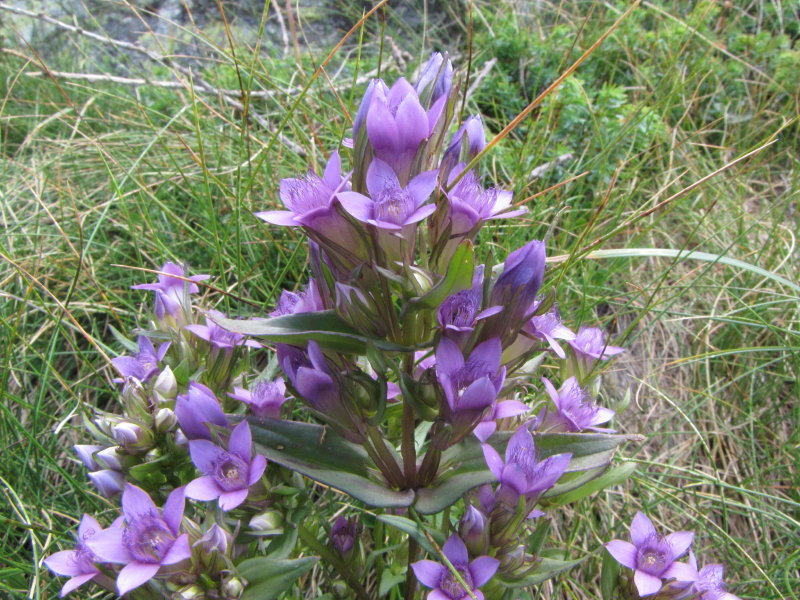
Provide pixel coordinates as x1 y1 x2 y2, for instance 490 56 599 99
338 158 438 230
523 306 576 359
411 534 499 600
185 310 260 351
255 151 345 228
445 167 526 236
175 382 230 441
605 512 696 597
689 554 740 600
331 516 357 556
436 337 505 432
437 266 502 342
472 399 530 443
270 280 325 317
482 241 546 345
442 116 486 179
185 421 267 511
568 326 624 367
131 262 208 322
539 377 614 433
482 425 571 505
364 78 437 181
44 514 102 597
112 336 170 382
228 378 287 420
86 484 191 596
414 52 454 108
459 506 489 556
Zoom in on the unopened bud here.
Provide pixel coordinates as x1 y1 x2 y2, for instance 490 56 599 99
155 408 178 433
193 524 230 556
87 469 125 498
73 444 103 470
248 510 283 536
172 584 205 600
95 446 124 471
221 576 244 599
153 366 177 403
460 506 489 556
112 422 151 452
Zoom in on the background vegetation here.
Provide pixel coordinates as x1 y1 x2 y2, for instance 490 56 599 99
1 0 797 598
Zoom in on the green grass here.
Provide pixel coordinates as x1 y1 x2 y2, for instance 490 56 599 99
1 0 798 598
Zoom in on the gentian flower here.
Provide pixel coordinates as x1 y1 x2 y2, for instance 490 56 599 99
482 240 546 346
689 553 741 600
524 306 576 359
185 310 260 352
437 266 501 343
414 52 454 109
445 166 526 237
338 158 438 230
605 512 696 597
228 378 287 420
175 382 230 441
86 484 191 596
74 445 103 470
436 337 505 433
472 398 530 443
131 262 208 323
482 425 571 506
44 514 103 597
441 115 486 179
112 336 169 383
185 421 267 511
331 516 357 556
270 280 325 317
459 506 489 556
411 534 499 600
539 376 615 433
568 326 624 371
87 470 125 498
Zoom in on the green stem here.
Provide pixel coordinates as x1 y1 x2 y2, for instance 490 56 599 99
298 523 372 600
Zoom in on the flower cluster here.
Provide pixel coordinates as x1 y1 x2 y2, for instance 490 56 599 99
43 51 741 600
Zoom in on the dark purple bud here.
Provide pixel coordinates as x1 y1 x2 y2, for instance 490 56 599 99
331 516 357 556
460 506 489 556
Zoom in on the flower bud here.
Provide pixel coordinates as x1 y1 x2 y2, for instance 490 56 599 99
155 407 178 433
153 365 178 403
87 469 125 498
95 446 124 471
122 377 152 419
460 506 489 556
331 516 357 556
194 524 230 556
172 584 205 600
249 510 284 536
112 422 152 452
73 444 103 470
221 576 244 599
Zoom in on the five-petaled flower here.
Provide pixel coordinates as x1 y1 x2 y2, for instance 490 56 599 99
605 511 696 597
44 514 103 597
412 534 499 600
539 376 615 433
86 484 191 596
131 262 208 323
185 421 267 511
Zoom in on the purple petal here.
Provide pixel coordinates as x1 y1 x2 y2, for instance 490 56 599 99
337 191 375 223
505 427 534 463
662 561 697 583
494 400 529 419
218 488 249 511
665 531 694 559
367 101 400 156
117 562 160 596
469 338 502 374
85 528 131 564
73 445 102 470
229 421 252 463
395 94 429 149
481 443 504 480
630 512 657 547
458 377 497 410
475 306 503 320
405 203 437 225
161 487 185 536
249 454 267 485
429 591 453 600
122 484 158 522
473 421 496 443
77 514 102 540
410 560 444 588
185 476 222 502
188 439 224 475
60 573 97 596
530 453 572 493
111 356 144 379
255 210 301 226
44 551 85 577
435 337 464 377
605 540 637 569
442 534 468 565
161 534 191 566
365 158 399 199
633 570 663 596
469 556 500 587
406 170 438 206
322 151 341 189
542 377 559 403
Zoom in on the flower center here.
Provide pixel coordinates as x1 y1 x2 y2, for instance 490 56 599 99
213 452 249 491
440 565 474 600
636 536 671 575
441 291 478 329
285 176 330 215
374 186 412 224
124 518 175 564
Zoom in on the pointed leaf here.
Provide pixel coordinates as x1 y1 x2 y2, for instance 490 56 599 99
409 241 474 310
238 556 318 600
542 462 638 506
212 311 409 354
499 555 586 587
601 546 621 600
377 515 442 555
250 419 414 508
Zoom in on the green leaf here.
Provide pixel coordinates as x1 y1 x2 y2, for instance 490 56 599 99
212 311 408 354
542 462 638 506
238 556 317 600
499 555 586 587
377 515 441 555
409 241 474 309
601 547 621 600
250 418 414 508
378 571 407 597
